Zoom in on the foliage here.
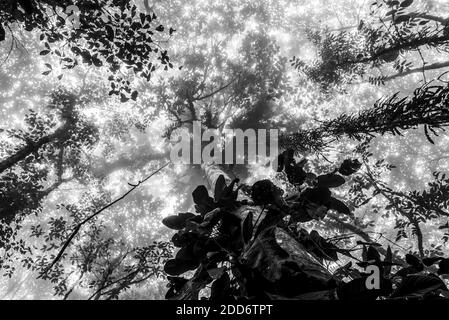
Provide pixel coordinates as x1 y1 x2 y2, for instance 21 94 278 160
161 160 449 300
292 0 449 89
281 80 449 154
0 0 173 100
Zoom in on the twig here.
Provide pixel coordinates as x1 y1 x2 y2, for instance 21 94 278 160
43 162 171 274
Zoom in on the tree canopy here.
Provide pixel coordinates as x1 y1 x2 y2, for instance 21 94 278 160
1 0 449 300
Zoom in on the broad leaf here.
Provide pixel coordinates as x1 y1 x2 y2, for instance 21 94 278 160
317 174 345 188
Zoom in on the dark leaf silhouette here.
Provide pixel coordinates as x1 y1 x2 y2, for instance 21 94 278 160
338 159 362 176
438 259 449 275
317 174 346 188
214 175 227 202
329 197 351 215
162 213 197 230
164 259 198 276
391 274 447 298
242 212 254 244
405 254 424 270
422 257 444 267
192 186 216 215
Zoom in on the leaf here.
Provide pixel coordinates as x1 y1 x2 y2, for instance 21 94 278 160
391 274 447 298
214 175 226 202
131 90 138 101
162 213 197 230
405 254 423 270
176 244 200 264
244 227 289 283
362 245 368 262
338 159 362 176
422 257 443 267
39 50 50 56
367 245 381 263
333 262 353 280
276 153 284 172
317 174 345 188
301 187 331 206
329 197 351 215
105 25 115 41
207 267 225 280
394 14 411 24
156 25 165 32
164 259 198 276
120 94 129 103
218 178 240 204
0 24 5 42
400 0 413 8
424 125 435 144
251 180 283 205
396 266 421 277
439 222 449 229
192 185 215 215
198 208 221 229
438 258 449 275
242 212 254 244
210 271 230 300
42 70 52 76
193 185 211 205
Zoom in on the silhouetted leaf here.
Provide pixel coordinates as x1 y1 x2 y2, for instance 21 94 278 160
276 153 284 172
439 222 449 229
422 257 444 267
396 266 421 277
210 271 230 300
176 244 200 265
0 24 5 42
192 185 215 215
242 212 254 244
214 175 226 202
367 245 381 263
400 0 413 8
338 159 362 176
162 213 197 230
317 174 345 188
406 254 424 270
391 274 447 298
438 258 449 275
164 259 198 276
251 180 283 205
329 197 351 215
301 187 331 206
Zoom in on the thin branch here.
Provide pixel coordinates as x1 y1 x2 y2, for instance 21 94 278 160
194 77 237 101
43 162 171 274
363 164 425 257
365 61 449 83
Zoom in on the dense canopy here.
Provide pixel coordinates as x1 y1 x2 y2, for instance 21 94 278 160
1 0 449 300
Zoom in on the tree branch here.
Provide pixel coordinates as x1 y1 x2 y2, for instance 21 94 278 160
368 61 449 83
43 162 170 274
